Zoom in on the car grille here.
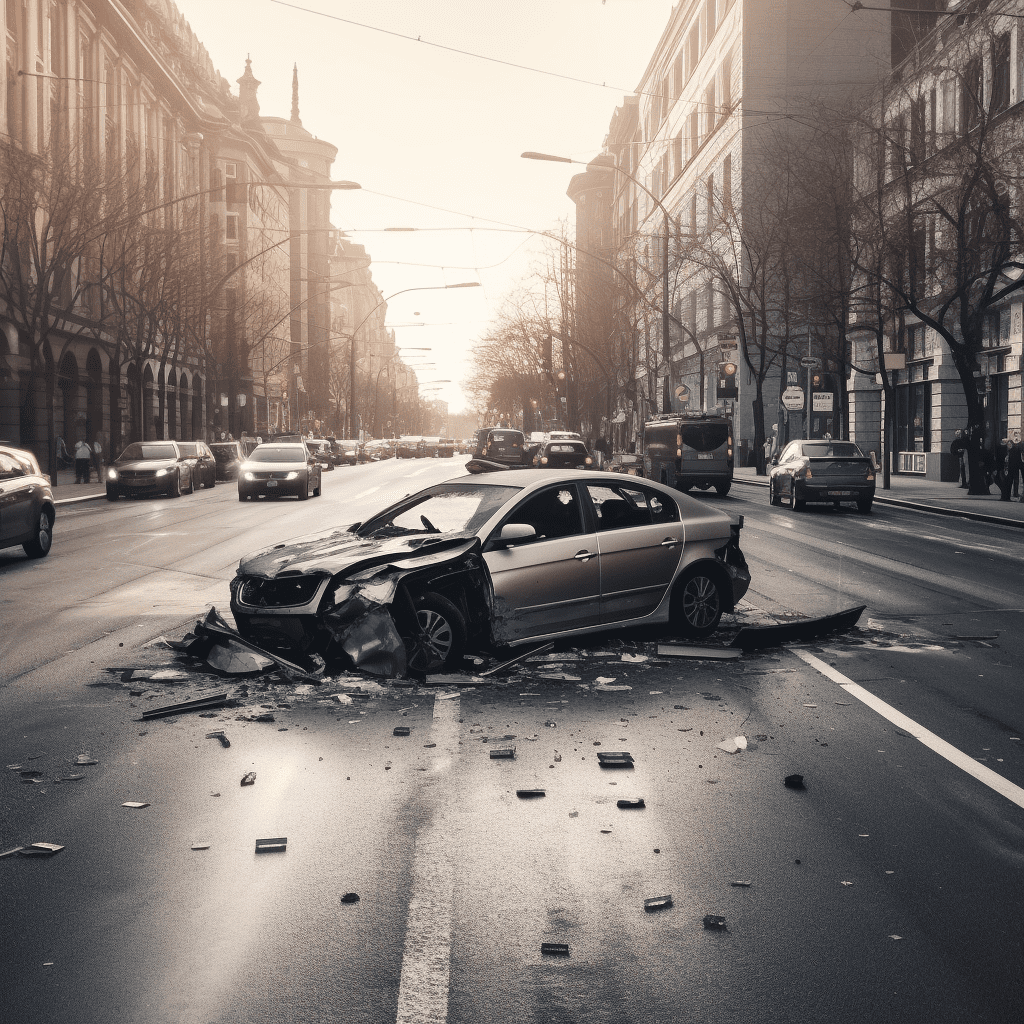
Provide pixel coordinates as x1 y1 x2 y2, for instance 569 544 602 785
238 575 323 607
252 471 295 480
118 470 158 483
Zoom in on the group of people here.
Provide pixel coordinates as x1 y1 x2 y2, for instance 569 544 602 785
57 435 105 483
950 427 1023 501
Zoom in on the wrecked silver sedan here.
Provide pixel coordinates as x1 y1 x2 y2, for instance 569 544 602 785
229 470 750 675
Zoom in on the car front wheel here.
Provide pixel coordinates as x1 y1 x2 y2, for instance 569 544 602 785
789 482 804 511
670 567 724 639
23 509 54 558
169 472 181 498
106 485 119 501
857 498 873 514
401 593 467 674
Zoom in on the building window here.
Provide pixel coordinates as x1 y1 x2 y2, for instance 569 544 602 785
961 58 982 134
673 51 683 98
673 131 683 177
225 213 239 241
940 78 957 139
688 110 699 159
719 50 732 115
705 280 716 331
706 172 715 227
722 154 731 213
991 33 1010 114
704 0 717 52
703 81 716 139
909 96 925 165
896 382 931 452
686 24 700 80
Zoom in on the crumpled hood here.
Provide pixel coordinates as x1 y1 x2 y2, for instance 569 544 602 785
237 528 479 579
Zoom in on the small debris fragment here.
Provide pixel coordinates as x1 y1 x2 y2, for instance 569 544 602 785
142 693 230 720
251 712 275 723
255 837 287 853
803 703 818 709
889 934 902 940
544 720 557 728
423 742 437 748
490 748 515 759
644 895 672 911
393 726 411 736
784 774 805 790
191 843 211 851
1 846 25 858
121 802 150 809
541 943 570 956
703 915 727 930
74 755 98 766
658 645 740 660
616 798 646 809
340 892 360 904
840 880 854 886
716 736 747 754
19 770 43 778
597 751 634 767
730 880 752 887
240 772 257 786
620 654 648 663
206 731 230 748
569 810 579 818
19 843 65 857
516 789 545 798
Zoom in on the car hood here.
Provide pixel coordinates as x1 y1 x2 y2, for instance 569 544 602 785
114 458 178 471
237 529 479 579
241 461 310 472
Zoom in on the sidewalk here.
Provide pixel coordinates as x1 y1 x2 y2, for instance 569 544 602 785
734 465 1024 528
50 466 109 504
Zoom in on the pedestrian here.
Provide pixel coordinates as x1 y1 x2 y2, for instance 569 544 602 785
74 438 92 483
91 434 104 482
56 435 72 469
950 430 968 487
1007 438 1022 501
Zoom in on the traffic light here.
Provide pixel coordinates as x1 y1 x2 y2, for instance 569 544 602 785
542 334 553 375
556 371 567 397
717 361 738 400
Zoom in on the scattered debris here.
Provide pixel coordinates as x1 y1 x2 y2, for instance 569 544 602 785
340 892 360 904
206 731 231 748
149 669 189 682
479 642 554 677
539 672 581 681
393 726 411 736
121 802 150 809
74 755 98 766
803 703 818 709
597 751 634 767
620 654 648 663
889 934 902 940
516 789 546 798
644 895 673 911
784 774 805 790
241 772 257 786
658 645 740 660
594 682 632 692
716 736 748 754
141 693 230 720
205 643 275 675
731 605 865 650
541 943 570 956
1 846 25 858
617 798 645 809
569 811 579 818
490 748 515 759
544 720 557 728
255 837 287 853
703 915 727 930
19 843 64 857
840 880 854 886
191 843 211 851
251 712 275 723
730 880 752 887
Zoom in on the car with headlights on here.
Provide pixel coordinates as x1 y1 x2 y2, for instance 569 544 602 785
768 439 876 513
237 442 322 501
106 441 195 499
0 444 55 558
533 440 593 470
229 469 750 674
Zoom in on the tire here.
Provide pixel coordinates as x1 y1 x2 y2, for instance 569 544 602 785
768 481 779 506
401 593 467 674
789 483 804 512
23 509 54 558
715 482 731 497
313 474 321 497
169 471 181 498
206 471 215 489
857 499 873 514
184 470 194 494
238 489 247 502
298 474 310 500
106 486 119 502
670 567 724 639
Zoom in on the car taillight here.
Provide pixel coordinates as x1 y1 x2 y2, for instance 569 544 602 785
585 457 592 465
540 456 548 464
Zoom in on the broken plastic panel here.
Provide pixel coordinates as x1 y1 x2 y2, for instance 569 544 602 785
206 731 231 748
393 726 411 736
19 843 65 856
540 943 570 956
339 608 408 677
142 693 230 720
644 895 673 911
731 605 865 651
703 915 727 929
255 837 287 853
658 645 741 660
490 748 516 759
121 802 150 809
596 751 634 767
479 642 555 677
516 789 546 798
616 798 646 809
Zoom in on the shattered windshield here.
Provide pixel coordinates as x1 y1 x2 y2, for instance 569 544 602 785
358 484 522 538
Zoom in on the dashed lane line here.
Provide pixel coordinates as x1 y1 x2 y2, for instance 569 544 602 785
394 692 460 1024
354 486 380 499
794 649 1024 810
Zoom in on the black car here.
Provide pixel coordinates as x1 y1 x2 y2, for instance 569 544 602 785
0 444 55 558
533 440 594 470
437 438 456 458
237 442 323 501
106 441 196 499
472 428 528 466
417 437 441 458
176 441 217 489
768 439 876 513
397 436 422 459
210 441 246 480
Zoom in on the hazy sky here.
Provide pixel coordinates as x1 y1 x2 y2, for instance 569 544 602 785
178 0 675 414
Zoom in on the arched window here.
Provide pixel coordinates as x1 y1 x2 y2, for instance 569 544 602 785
58 351 79 443
126 363 141 443
179 370 190 440
86 349 103 441
143 364 156 440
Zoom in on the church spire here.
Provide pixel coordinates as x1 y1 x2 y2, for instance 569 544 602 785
290 64 301 126
237 56 261 123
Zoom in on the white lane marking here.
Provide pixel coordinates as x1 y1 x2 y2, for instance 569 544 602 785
354 487 379 499
793 649 1024 810
395 693 460 1024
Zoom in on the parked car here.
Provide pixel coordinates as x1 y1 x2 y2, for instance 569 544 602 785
533 440 594 470
768 439 876 513
175 441 217 489
331 439 361 466
417 436 442 458
0 444 55 558
437 438 456 458
229 469 750 674
472 428 528 467
210 441 247 480
237 442 322 501
307 439 336 471
397 436 422 459
106 441 195 499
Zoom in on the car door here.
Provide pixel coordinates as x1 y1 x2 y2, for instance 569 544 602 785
483 483 601 642
0 453 35 543
584 483 683 621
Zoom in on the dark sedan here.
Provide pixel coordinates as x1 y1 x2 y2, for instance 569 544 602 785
237 442 322 501
210 441 246 480
533 440 594 470
768 439 876 513
0 444 55 558
106 441 195 499
229 470 750 675
176 441 217 489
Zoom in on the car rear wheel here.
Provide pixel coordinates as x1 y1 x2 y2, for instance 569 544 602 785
23 509 54 558
313 476 321 497
715 482 731 497
857 498 873 514
106 485 119 501
169 472 181 498
670 567 724 639
789 484 804 512
401 593 467 674
298 475 310 500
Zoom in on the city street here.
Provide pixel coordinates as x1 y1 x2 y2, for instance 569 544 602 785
2 460 1022 1023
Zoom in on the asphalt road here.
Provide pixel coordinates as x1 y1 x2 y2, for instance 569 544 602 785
1 461 1022 1023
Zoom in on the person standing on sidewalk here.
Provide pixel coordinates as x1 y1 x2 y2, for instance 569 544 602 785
950 430 968 487
91 434 104 483
74 439 92 483
1006 438 1022 501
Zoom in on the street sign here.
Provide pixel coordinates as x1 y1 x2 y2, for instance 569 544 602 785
812 392 834 412
718 334 738 351
781 386 804 411
799 356 821 368
787 371 799 385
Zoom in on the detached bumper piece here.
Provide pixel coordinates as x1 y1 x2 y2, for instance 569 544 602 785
255 837 287 853
516 789 546 798
597 751 634 768
142 692 231 720
644 895 673 911
731 604 865 651
490 747 516 759
616 797 645 809
541 943 570 956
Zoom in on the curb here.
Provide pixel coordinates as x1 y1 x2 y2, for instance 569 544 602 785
54 492 108 507
733 476 1024 530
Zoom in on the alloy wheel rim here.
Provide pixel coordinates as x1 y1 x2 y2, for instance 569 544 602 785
683 576 719 628
408 609 453 671
38 513 51 552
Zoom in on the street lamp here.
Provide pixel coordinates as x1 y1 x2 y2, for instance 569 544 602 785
523 151 679 414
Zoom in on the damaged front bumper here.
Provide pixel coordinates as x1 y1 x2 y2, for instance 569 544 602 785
717 516 751 610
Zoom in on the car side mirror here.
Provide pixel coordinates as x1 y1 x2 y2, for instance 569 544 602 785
496 523 536 548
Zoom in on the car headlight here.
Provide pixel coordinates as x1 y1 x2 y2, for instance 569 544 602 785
155 468 168 477
107 468 118 480
243 471 255 481
540 456 548 464
285 471 298 480
585 456 592 465
865 471 875 482
793 466 812 479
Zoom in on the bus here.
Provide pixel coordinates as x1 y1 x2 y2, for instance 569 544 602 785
641 411 734 496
